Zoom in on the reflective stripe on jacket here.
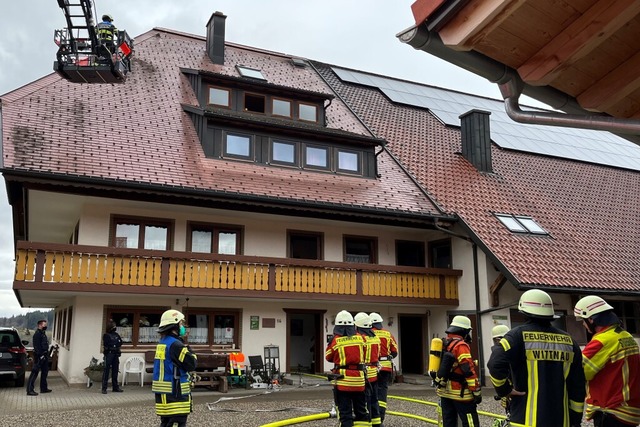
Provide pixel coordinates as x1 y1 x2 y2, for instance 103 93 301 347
325 334 366 392
372 328 398 372
582 325 640 425
488 323 586 427
152 335 196 417
96 22 117 43
360 333 380 382
436 334 479 402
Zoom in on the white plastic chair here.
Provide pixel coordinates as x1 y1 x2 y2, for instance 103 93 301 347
122 355 145 386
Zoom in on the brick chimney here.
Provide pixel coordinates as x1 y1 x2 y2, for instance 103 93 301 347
459 109 492 173
206 11 227 65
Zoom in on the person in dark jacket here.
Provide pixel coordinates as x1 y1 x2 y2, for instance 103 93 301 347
488 289 585 427
96 14 118 61
26 319 51 396
102 319 123 394
152 310 197 427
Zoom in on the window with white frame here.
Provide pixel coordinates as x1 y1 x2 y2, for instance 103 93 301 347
495 214 549 235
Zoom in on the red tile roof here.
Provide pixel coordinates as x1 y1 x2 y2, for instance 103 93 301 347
0 29 444 219
318 63 640 294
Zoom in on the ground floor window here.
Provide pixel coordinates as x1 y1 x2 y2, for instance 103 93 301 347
105 307 168 346
184 309 240 348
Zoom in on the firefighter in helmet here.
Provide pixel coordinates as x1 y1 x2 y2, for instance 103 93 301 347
434 315 481 427
369 312 398 425
325 310 367 427
96 14 118 61
355 312 381 426
574 295 640 427
488 289 585 427
491 324 510 346
152 309 197 427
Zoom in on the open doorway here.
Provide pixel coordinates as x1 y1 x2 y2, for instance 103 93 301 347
398 314 427 374
284 309 325 373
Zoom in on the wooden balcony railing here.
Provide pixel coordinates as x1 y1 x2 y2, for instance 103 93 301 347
14 242 461 304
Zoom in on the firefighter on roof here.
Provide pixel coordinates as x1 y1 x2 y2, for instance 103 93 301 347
370 312 398 425
325 310 368 427
574 295 640 427
488 289 585 427
434 315 481 427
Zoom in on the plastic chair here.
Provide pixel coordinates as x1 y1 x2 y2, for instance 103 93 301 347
122 355 145 386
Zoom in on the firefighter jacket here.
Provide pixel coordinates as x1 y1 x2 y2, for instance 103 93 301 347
582 325 640 425
372 327 398 372
96 21 118 44
435 334 480 402
488 322 586 427
358 330 380 383
325 333 366 392
152 335 197 417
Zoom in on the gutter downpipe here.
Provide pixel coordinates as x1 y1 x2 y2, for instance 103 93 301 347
434 220 484 382
472 242 484 384
398 25 640 136
499 77 640 135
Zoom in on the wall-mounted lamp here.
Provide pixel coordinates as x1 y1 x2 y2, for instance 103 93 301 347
387 317 394 327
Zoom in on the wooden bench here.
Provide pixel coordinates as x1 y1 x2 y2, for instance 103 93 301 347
144 350 229 393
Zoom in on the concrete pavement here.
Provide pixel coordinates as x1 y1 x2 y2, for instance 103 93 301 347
0 371 431 416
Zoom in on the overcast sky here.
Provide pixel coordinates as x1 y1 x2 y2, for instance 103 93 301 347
0 0 505 317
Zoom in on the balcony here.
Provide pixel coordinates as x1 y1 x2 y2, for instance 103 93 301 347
13 242 461 305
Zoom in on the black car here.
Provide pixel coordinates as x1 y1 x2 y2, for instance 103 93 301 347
0 327 29 387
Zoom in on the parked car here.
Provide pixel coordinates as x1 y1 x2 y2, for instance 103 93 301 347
0 327 29 387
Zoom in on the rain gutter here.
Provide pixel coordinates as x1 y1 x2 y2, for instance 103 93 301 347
398 25 640 137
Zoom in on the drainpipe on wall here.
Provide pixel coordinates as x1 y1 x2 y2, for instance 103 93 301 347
472 243 484 384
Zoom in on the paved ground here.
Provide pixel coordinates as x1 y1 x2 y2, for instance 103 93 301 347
0 372 432 414
2 373 582 426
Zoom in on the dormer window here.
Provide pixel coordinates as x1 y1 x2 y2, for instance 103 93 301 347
305 145 329 169
337 150 360 173
299 103 318 122
224 133 253 159
208 86 230 107
244 93 265 113
272 98 292 118
272 140 296 164
237 66 266 80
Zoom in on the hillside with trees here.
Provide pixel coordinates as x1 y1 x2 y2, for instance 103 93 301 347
0 310 54 329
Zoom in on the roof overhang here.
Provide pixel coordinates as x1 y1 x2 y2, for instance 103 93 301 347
401 0 640 143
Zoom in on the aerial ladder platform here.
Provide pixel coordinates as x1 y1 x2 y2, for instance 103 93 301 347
53 0 133 83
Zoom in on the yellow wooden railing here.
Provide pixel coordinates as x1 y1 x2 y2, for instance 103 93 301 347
14 242 461 303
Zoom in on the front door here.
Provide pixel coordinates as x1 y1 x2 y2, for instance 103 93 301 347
284 309 324 373
398 314 426 374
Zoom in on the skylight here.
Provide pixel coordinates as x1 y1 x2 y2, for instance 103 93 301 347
237 66 266 80
495 214 549 235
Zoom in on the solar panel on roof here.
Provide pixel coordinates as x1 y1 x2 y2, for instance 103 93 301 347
332 67 640 172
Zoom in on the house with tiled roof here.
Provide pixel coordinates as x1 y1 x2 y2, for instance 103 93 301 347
2 11 639 386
